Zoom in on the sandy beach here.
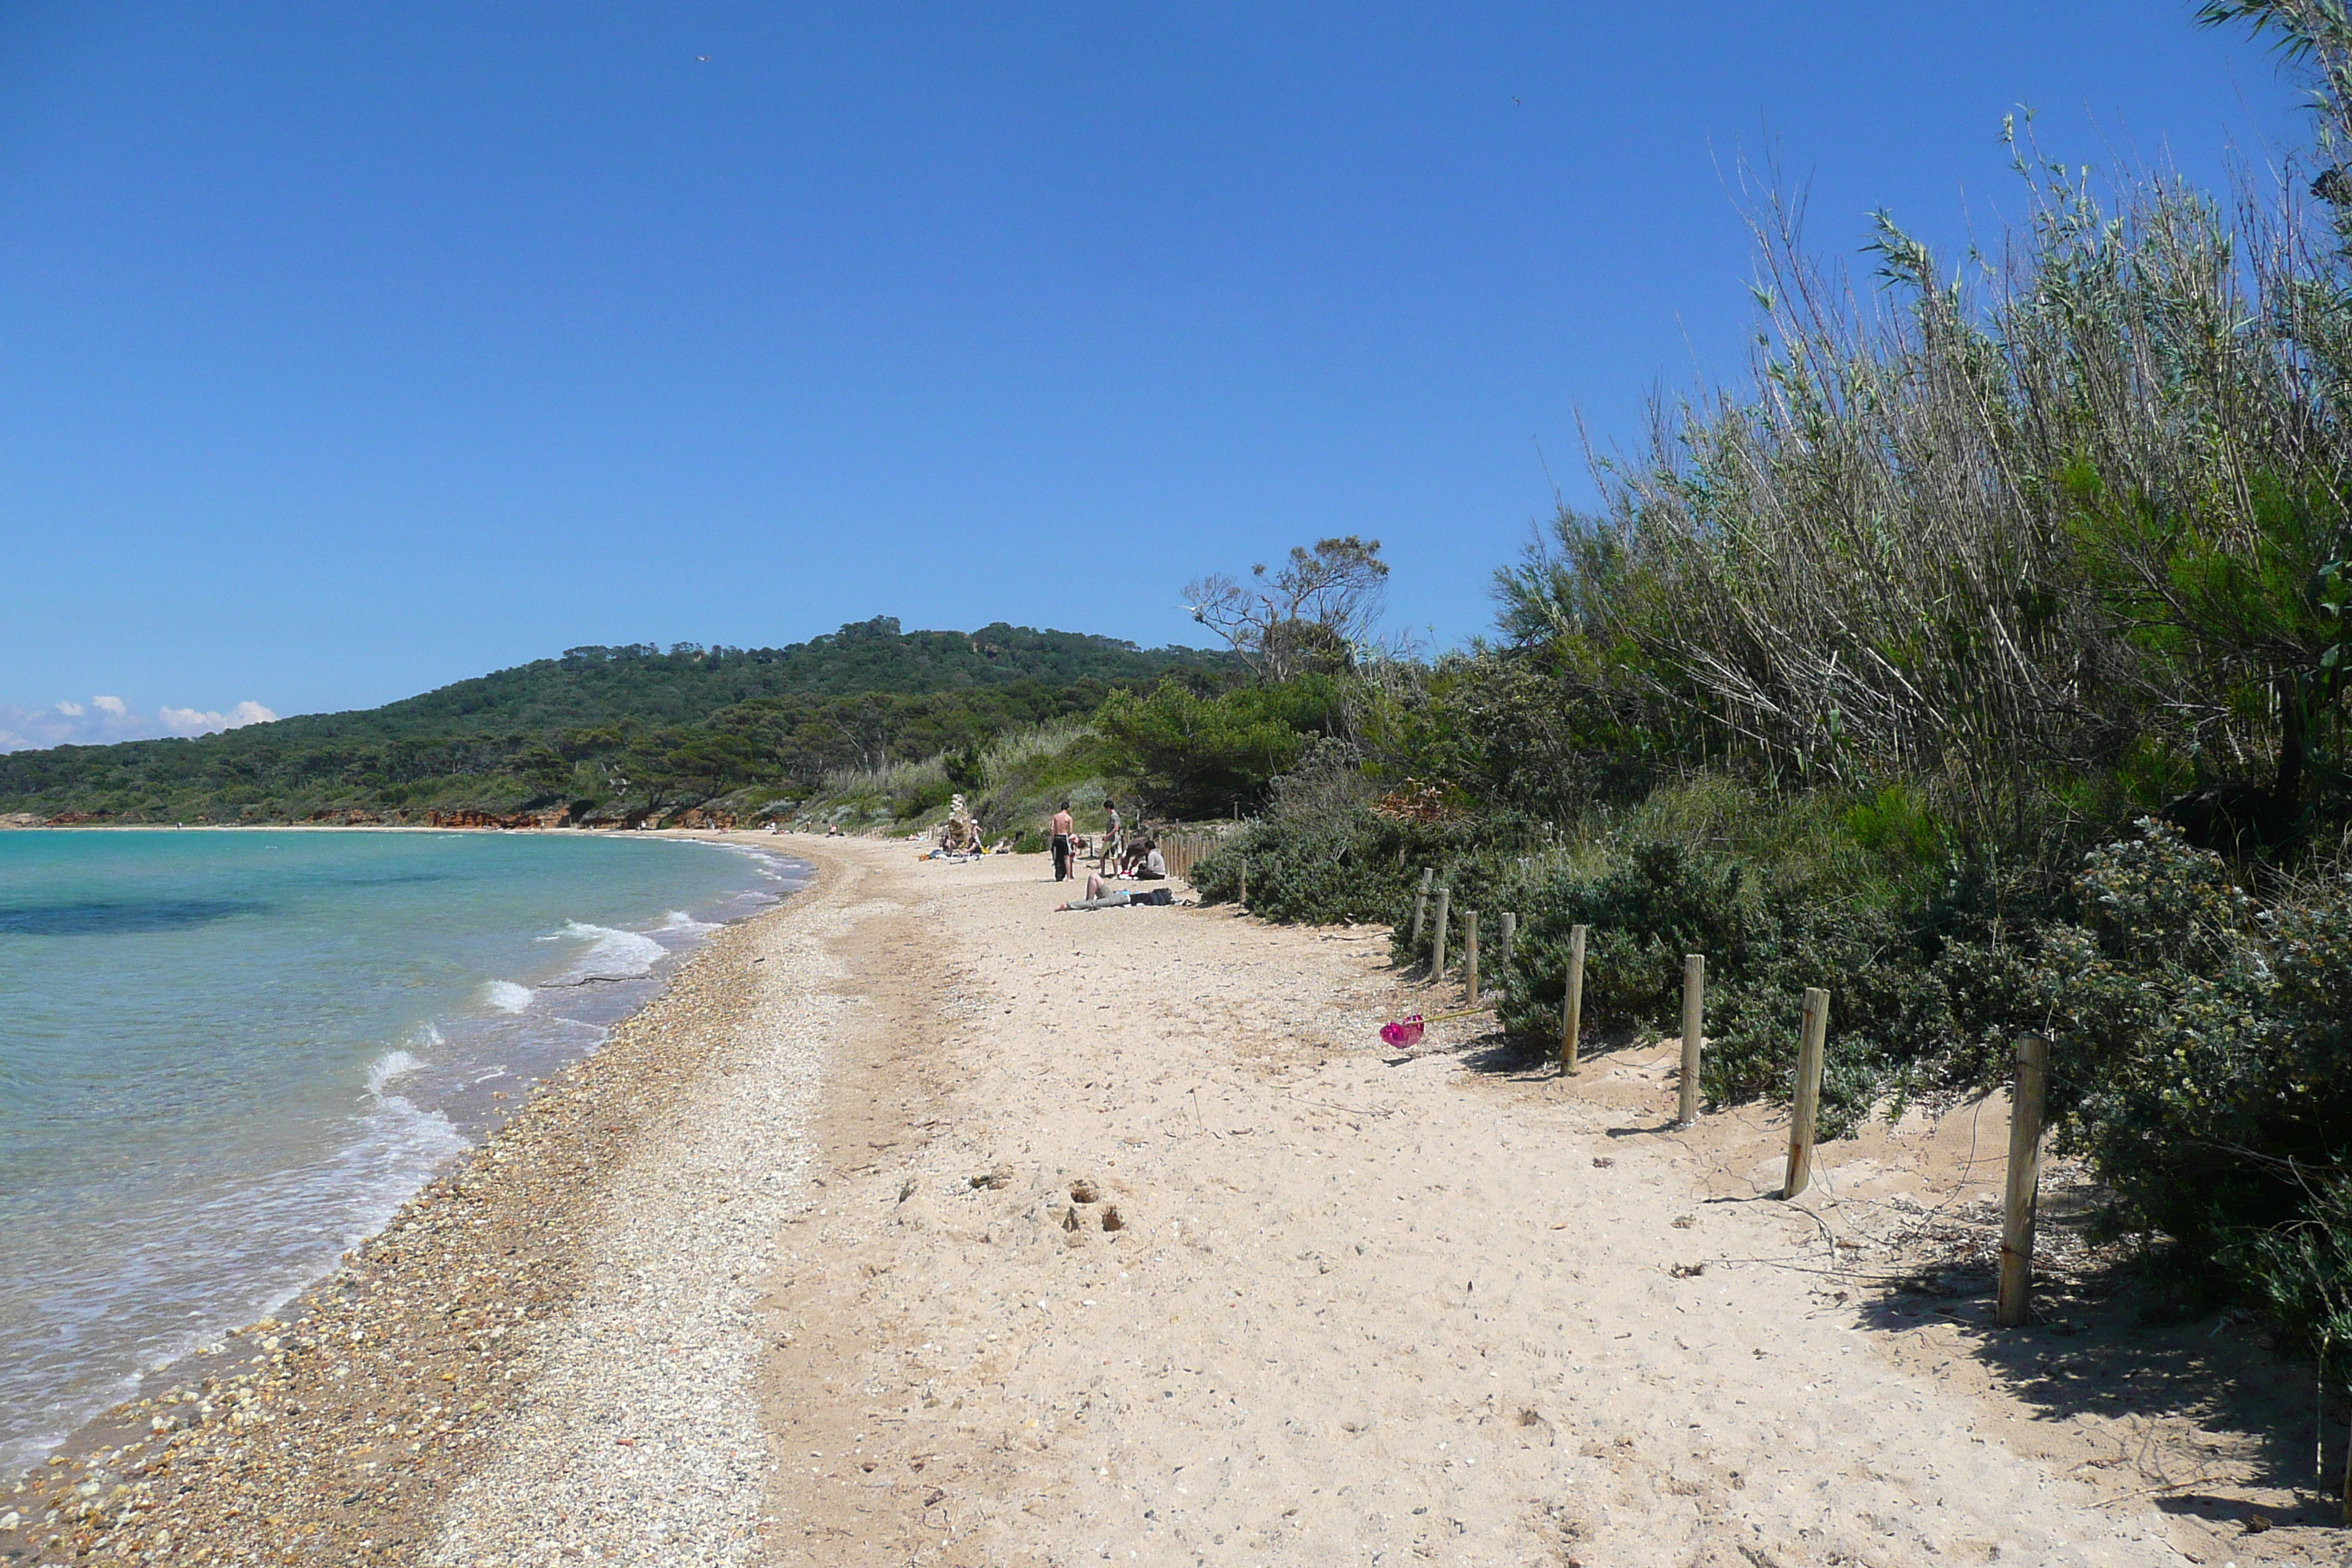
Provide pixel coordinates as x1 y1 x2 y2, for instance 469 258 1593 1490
4 832 2337 1564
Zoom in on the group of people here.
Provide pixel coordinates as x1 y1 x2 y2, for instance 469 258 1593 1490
1049 798 1169 911
928 794 996 858
1049 799 1162 880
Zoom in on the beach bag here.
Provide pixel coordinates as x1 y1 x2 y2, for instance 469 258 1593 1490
1142 886 1173 905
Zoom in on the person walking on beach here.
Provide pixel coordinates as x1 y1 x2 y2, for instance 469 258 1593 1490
1049 801 1074 881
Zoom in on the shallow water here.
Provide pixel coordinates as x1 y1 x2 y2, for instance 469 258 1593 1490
0 829 806 1472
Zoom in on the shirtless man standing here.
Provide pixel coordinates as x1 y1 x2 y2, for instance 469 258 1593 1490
1049 801 1074 882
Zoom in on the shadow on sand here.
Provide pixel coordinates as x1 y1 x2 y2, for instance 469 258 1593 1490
1859 1239 2340 1531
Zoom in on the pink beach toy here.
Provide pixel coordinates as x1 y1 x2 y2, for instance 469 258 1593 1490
1379 1014 1425 1049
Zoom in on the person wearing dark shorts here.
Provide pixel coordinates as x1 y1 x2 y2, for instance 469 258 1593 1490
1049 801 1074 881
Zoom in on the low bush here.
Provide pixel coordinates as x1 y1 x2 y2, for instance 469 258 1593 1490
2026 823 2352 1348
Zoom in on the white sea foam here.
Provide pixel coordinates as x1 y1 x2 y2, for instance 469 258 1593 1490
540 920 667 978
363 1049 426 1096
330 1093 470 1251
655 908 717 934
482 980 535 1014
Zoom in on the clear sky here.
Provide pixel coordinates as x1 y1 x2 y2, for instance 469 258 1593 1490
0 2 2309 745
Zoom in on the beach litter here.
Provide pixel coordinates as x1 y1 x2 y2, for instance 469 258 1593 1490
1379 1004 1493 1049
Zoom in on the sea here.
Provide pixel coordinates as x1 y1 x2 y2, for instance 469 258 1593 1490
0 828 807 1474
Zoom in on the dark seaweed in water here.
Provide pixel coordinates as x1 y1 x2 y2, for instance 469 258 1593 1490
0 897 266 936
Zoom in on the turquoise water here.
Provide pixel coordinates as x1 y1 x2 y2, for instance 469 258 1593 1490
0 829 804 1472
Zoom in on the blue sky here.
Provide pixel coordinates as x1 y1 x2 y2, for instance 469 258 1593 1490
0 2 2309 743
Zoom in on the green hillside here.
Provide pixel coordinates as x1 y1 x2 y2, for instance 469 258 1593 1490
0 619 1227 824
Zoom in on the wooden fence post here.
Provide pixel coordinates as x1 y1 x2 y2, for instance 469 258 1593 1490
1237 857 1248 909
1997 1034 2052 1328
1783 987 1830 1198
1497 911 1515 998
1561 924 1587 1075
1410 867 1433 946
1463 911 1481 1005
1429 887 1450 980
1676 954 1705 1128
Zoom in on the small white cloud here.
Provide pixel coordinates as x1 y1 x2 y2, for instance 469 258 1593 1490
158 701 278 736
0 695 282 751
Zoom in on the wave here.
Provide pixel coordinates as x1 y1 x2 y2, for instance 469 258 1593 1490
655 908 718 934
481 981 534 1014
539 919 667 979
363 1049 425 1096
326 1093 470 1254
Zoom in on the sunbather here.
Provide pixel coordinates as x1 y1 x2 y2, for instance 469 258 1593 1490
1056 872 1133 911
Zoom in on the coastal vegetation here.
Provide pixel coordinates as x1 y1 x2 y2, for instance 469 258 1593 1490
1169 1 2352 1382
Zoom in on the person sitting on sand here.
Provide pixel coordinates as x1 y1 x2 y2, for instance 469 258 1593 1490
1131 839 1166 879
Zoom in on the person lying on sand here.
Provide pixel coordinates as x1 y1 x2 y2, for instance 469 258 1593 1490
1058 872 1140 911
1057 872 1126 911
1056 872 1175 911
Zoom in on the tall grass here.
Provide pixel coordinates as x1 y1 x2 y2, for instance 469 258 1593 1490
977 719 1093 788
817 754 949 804
1501 143 2352 854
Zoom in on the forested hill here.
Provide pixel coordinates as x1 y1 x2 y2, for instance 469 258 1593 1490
0 619 1226 824
272 618 1214 739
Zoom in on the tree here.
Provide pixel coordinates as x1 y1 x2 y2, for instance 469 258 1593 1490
1184 537 1389 682
1095 675 1343 818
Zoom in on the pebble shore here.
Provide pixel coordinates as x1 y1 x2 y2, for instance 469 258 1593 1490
0 852 832 1566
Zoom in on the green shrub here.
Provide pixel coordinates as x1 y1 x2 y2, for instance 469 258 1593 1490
1096 675 1343 819
891 773 954 821
2025 823 2352 1330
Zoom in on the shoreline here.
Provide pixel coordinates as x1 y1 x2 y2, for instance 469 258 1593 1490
0 829 802 1476
0 834 826 1564
5 833 2336 1564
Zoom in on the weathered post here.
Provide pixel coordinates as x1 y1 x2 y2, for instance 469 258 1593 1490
1496 911 1515 999
1561 924 1588 1075
1783 987 1831 1198
1676 954 1705 1128
1463 911 1481 1006
1429 887 1451 980
1997 1034 2052 1328
1410 867 1433 946
1237 858 1248 909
